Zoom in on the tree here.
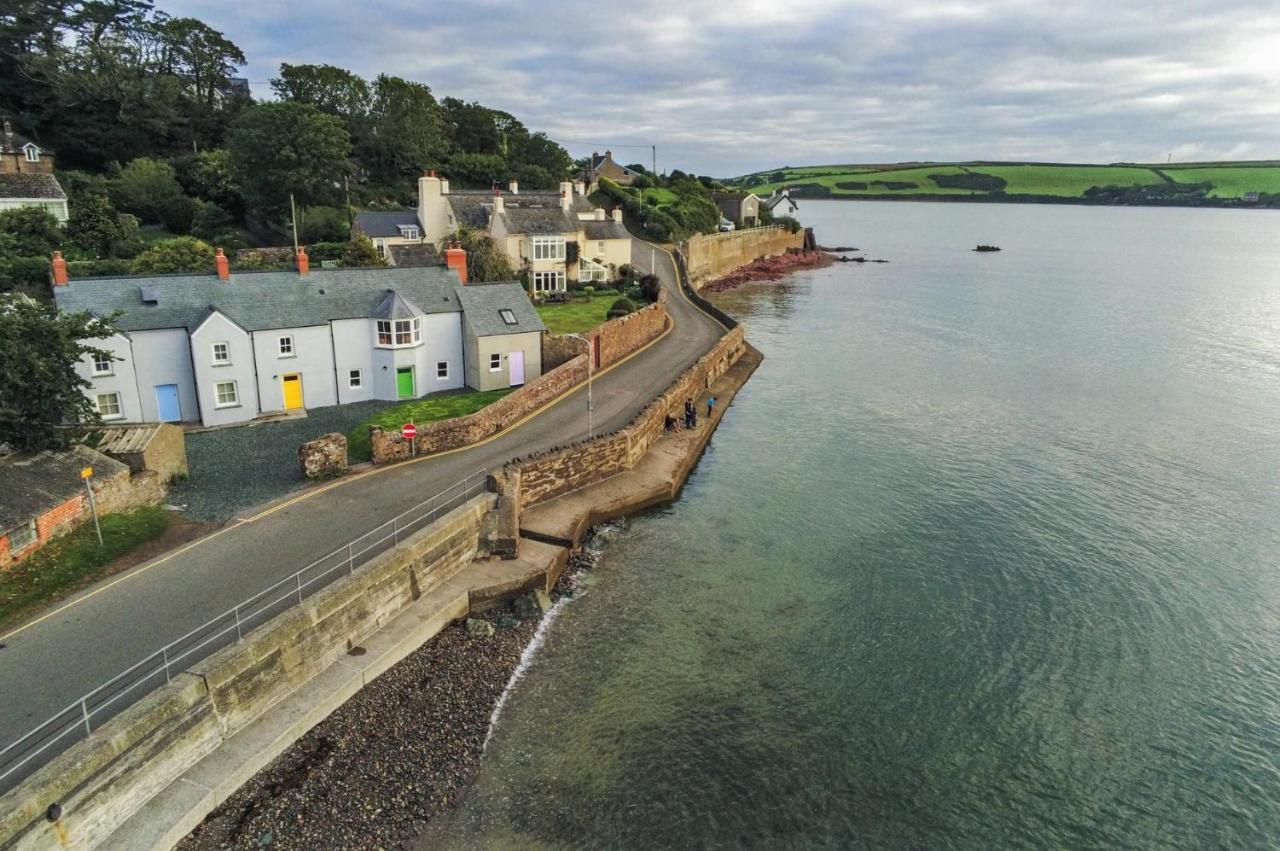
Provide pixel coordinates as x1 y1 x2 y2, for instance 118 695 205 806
271 63 370 121
300 206 350 243
67 193 126 256
340 233 385 268
0 295 119 450
229 101 352 221
109 157 189 226
446 152 508 189
455 227 514 282
0 207 63 256
441 97 501 155
362 75 447 184
132 236 214 273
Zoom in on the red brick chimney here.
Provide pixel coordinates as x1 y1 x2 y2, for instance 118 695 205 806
215 248 229 280
51 250 68 286
444 242 468 284
296 247 310 277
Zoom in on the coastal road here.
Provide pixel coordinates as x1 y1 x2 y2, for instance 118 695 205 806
0 239 724 757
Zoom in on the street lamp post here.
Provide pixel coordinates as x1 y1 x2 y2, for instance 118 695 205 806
566 333 594 439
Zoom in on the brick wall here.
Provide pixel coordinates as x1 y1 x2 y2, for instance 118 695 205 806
511 325 746 505
685 226 805 289
369 297 670 465
542 334 588 370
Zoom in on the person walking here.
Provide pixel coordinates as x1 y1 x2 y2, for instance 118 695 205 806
707 396 716 418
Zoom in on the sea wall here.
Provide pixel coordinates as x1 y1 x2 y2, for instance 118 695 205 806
510 324 747 506
685 226 804 290
369 296 669 465
0 495 496 851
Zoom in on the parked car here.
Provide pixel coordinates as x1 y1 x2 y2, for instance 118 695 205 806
719 219 735 232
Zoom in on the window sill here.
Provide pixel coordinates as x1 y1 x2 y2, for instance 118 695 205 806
92 372 113 378
211 362 231 368
375 343 423 350
99 413 124 421
278 354 297 359
214 402 241 410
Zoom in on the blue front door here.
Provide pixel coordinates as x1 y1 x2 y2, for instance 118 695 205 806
155 384 180 422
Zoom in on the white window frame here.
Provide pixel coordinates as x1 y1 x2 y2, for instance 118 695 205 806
399 225 420 240
532 271 566 293
214 381 239 408
278 335 295 357
436 361 449 379
23 145 39 163
211 342 230 365
499 309 517 326
9 520 37 554
489 353 502 372
91 352 113 376
531 236 566 261
578 258 608 283
348 369 362 389
94 392 122 419
376 318 421 348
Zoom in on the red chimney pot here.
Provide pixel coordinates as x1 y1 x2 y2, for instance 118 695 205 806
51 251 68 286
296 247 310 277
215 248 230 280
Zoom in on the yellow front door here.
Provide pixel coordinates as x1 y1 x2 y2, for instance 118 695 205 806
282 374 303 410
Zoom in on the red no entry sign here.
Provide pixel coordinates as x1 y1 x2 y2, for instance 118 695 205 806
401 423 417 440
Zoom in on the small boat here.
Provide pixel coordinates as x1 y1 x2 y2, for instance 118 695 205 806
973 244 1001 252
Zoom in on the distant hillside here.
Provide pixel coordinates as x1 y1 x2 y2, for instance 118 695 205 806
726 161 1280 208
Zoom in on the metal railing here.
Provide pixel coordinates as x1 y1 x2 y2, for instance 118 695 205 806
0 469 490 792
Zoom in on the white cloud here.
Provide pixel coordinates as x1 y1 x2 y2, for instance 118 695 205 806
162 0 1280 175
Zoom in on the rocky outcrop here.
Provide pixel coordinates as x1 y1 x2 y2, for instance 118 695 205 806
701 249 834 292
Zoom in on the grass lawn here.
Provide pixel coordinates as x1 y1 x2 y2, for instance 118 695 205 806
642 187 679 205
535 293 624 335
0 506 170 632
347 388 515 462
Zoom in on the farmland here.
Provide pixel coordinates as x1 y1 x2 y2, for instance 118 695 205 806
729 161 1280 207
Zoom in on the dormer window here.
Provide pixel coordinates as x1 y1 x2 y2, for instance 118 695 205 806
376 317 421 349
23 144 39 163
398 225 420 240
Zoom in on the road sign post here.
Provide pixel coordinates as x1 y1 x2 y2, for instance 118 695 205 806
80 467 103 546
402 423 417 458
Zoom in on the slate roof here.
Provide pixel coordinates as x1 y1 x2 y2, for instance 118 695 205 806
446 191 595 231
456 283 546 337
372 290 424 319
354 210 419 238
1 120 44 155
0 172 66 200
388 243 441 267
0 445 127 533
583 220 629 240
498 206 578 235
53 266 464 333
446 194 495 229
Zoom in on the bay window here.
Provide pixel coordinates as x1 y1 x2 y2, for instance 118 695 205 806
376 317 422 348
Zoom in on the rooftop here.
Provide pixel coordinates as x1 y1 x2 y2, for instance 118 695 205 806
456 282 547 337
0 445 127 533
353 210 419 238
0 172 66 200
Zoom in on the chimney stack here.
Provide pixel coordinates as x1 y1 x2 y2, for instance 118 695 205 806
559 182 573 213
612 207 623 223
574 180 585 196
444 242 468 284
296 247 309 277
50 250 68 286
492 188 505 217
594 208 606 221
508 179 519 195
215 248 229 280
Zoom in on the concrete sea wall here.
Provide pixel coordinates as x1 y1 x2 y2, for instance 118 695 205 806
685 226 805 290
0 495 496 851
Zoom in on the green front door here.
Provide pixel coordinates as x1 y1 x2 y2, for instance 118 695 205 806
396 366 415 399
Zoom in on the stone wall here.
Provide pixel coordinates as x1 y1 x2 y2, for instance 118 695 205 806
299 433 348 479
511 325 746 506
542 334 588 370
685 226 804 289
0 495 496 851
369 297 670 465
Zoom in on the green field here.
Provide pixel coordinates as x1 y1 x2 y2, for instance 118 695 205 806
731 161 1280 205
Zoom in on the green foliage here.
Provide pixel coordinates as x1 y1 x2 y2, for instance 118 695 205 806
0 296 119 450
346 388 514 462
639 273 661 302
0 255 52 297
66 259 133 278
132 237 215 274
271 63 371 119
190 200 237 242
340 233 386 268
67 193 127 256
299 206 351 243
0 506 171 632
456 227 516 282
176 149 241 213
363 75 448 184
109 158 191 230
229 102 352 220
0 207 63 256
775 215 802 234
608 297 637 318
447 152 509 188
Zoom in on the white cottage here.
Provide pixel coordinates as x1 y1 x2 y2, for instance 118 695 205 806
51 249 545 428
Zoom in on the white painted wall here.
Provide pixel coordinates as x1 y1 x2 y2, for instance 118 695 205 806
332 318 375 405
252 325 338 414
132 328 200 423
190 313 258 427
75 333 143 423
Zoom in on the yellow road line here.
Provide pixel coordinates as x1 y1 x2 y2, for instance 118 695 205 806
0 308 677 641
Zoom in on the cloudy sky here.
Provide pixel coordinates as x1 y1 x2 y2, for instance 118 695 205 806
165 0 1280 176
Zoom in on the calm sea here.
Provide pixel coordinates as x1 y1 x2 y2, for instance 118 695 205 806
427 200 1280 849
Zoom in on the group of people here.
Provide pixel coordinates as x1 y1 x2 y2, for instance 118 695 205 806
666 396 717 432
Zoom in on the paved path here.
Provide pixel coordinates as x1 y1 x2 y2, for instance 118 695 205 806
0 240 723 752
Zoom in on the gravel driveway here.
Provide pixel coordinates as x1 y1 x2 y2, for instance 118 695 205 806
169 401 396 522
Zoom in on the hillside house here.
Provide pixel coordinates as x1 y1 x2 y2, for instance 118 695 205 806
581 150 638 186
712 192 762 227
52 249 545 428
760 188 798 215
0 119 68 222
